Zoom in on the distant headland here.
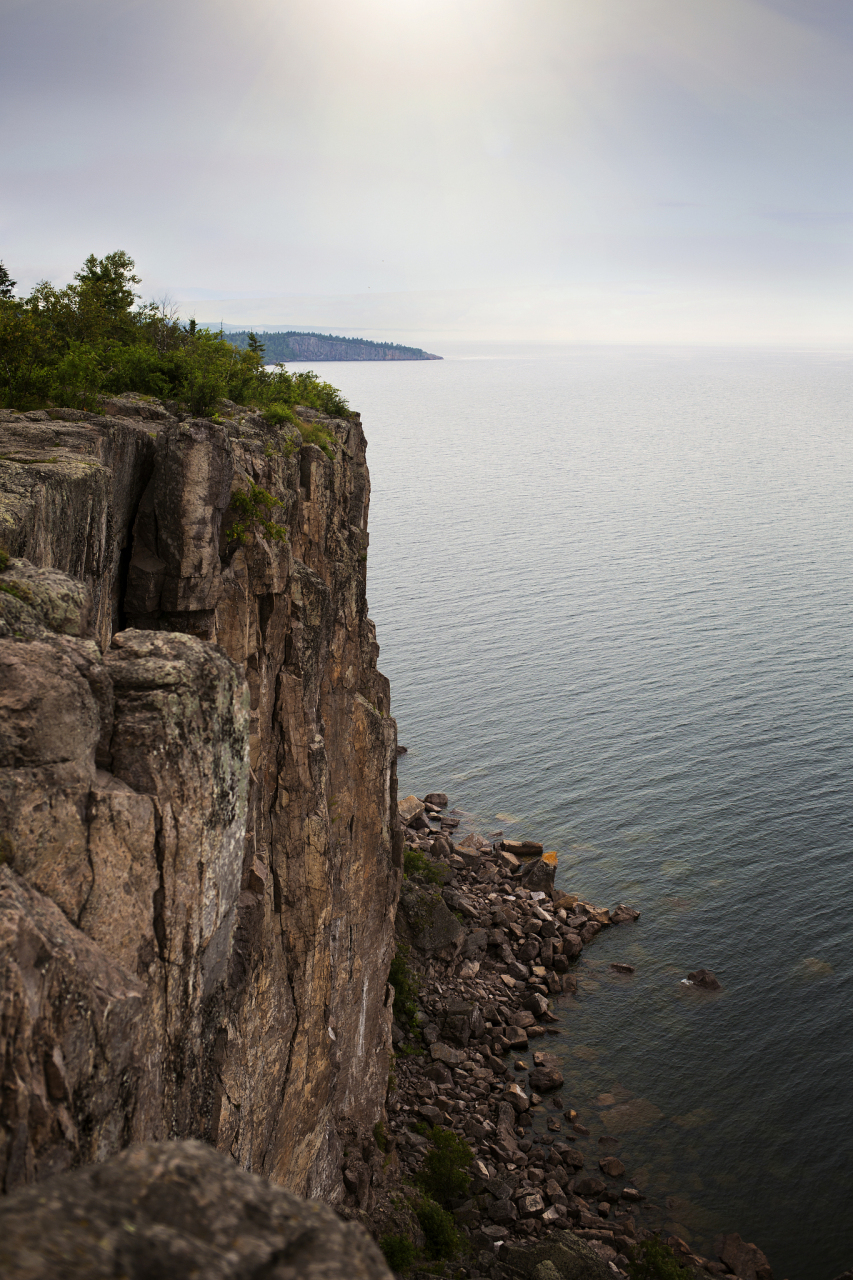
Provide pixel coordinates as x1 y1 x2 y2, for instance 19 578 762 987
225 329 442 363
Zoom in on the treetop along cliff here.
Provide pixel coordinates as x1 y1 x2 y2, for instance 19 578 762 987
0 251 349 421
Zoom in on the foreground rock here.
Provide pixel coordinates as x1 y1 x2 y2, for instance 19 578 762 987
0 1141 391 1279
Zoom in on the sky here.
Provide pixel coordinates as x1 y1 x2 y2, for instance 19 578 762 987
2 0 853 345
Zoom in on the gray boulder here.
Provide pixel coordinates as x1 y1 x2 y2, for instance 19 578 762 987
0 1140 391 1279
499 1230 611 1279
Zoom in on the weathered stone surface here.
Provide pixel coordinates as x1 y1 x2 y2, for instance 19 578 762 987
504 1083 530 1113
521 855 557 892
423 791 448 807
610 903 640 924
499 1231 611 1279
0 1140 391 1279
399 794 426 825
0 414 157 649
599 1156 626 1178
0 604 249 1191
717 1232 773 1280
0 402 401 1200
501 840 544 857
430 1042 464 1066
571 1176 607 1198
529 1067 564 1092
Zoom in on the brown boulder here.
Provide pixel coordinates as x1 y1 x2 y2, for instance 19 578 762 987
599 1157 625 1178
398 794 426 825
520 855 557 892
423 792 448 808
717 1232 773 1280
561 931 583 958
572 1175 607 1198
528 1067 564 1092
500 840 544 856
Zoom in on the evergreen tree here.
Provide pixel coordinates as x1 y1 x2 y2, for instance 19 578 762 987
0 261 16 299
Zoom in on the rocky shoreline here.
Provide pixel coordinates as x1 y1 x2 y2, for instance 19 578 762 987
339 790 775 1280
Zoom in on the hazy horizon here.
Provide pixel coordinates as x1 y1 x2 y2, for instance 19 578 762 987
3 0 853 346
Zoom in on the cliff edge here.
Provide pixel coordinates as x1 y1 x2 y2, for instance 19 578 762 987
0 394 402 1199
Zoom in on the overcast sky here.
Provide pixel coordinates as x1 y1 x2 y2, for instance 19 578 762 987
2 0 852 344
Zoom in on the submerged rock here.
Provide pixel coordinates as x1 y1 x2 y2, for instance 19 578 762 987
687 968 722 991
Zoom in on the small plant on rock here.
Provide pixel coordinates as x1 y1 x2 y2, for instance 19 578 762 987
416 1126 472 1206
380 1234 417 1272
414 1198 464 1261
389 943 420 1033
228 482 288 546
627 1238 689 1280
403 847 445 886
299 419 337 460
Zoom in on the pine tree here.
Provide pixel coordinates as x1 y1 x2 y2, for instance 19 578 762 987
0 261 16 299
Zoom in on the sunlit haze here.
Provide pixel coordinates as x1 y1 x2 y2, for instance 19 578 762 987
2 0 852 344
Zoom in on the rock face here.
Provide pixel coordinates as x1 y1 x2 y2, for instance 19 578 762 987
0 1140 391 1280
0 398 401 1199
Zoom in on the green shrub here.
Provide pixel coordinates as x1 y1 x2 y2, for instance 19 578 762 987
0 549 9 572
263 402 298 427
298 419 337 460
389 944 420 1032
415 1198 463 1260
417 1127 472 1206
628 1238 689 1280
227 483 288 546
380 1234 417 1272
403 847 445 885
373 1120 388 1152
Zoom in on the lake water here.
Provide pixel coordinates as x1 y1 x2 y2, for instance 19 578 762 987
291 345 852 1279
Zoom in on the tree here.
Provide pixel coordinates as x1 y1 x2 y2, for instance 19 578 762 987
0 261 16 299
74 251 140 318
247 330 266 360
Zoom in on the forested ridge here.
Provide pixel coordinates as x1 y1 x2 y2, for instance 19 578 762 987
226 330 441 363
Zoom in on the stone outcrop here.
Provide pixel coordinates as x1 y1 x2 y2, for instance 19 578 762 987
0 395 401 1199
0 1140 391 1280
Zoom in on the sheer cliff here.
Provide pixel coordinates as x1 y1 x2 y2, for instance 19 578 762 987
0 395 402 1198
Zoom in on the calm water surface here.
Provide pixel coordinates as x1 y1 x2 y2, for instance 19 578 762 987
293 345 852 1279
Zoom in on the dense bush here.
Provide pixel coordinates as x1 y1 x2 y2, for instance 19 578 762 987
403 847 445 886
628 1238 689 1279
0 251 351 420
389 944 420 1032
379 1234 417 1272
416 1126 473 1206
414 1197 463 1260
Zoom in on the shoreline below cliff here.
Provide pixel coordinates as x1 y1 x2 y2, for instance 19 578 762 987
346 788 774 1280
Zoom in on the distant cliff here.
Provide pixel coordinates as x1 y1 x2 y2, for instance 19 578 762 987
0 393 402 1199
226 330 442 363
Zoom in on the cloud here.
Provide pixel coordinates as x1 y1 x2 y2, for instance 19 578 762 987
2 0 853 341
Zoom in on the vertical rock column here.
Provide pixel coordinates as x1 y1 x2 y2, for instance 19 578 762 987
124 410 402 1197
